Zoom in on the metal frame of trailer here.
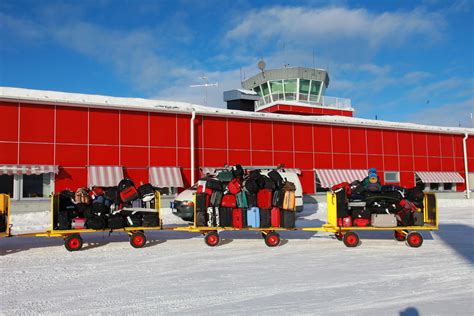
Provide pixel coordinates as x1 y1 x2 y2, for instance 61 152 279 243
0 194 11 238
16 192 163 251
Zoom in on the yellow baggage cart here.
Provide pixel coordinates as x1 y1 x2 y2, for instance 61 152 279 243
0 194 11 238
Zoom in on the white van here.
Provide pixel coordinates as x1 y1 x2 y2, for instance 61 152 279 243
172 169 303 222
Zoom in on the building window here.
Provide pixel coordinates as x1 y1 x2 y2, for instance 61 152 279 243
0 175 14 197
429 183 439 191
270 80 284 102
284 79 297 100
299 79 310 102
443 183 455 191
384 172 400 183
22 174 53 198
261 82 271 104
309 80 322 102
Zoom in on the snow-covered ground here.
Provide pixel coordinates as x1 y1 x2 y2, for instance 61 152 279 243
1 200 473 315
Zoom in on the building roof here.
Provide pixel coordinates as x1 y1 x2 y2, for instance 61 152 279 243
241 67 330 90
1 86 473 135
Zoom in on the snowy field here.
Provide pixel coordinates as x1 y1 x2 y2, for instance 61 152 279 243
1 199 473 315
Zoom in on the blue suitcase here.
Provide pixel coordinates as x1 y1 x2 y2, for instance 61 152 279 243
247 207 260 228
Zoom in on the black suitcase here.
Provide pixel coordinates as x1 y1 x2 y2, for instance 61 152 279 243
210 191 223 207
124 213 143 227
218 207 233 227
86 216 107 230
259 208 271 228
272 190 285 208
206 178 223 191
195 193 208 212
280 210 296 228
195 211 206 227
142 213 159 227
104 187 120 204
57 210 71 230
246 191 258 207
334 188 349 218
241 207 248 228
108 214 125 229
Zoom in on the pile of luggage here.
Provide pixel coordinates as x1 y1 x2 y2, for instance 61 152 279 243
195 165 297 229
333 169 425 228
56 178 159 230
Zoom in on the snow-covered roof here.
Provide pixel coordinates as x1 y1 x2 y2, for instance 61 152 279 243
1 86 473 136
236 89 258 95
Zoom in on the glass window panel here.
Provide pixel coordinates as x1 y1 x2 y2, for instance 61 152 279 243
261 82 270 96
384 172 400 183
284 79 297 93
299 79 310 94
0 175 14 196
23 174 52 198
429 183 439 191
254 86 262 97
444 183 453 190
310 80 322 94
270 80 284 93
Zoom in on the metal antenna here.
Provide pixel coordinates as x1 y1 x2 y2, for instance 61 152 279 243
190 76 218 106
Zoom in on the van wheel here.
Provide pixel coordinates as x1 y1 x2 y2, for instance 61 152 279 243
204 231 220 247
343 232 359 247
130 232 147 248
65 234 83 251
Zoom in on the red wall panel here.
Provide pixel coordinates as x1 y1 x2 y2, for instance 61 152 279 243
349 128 366 154
56 145 87 166
294 124 313 152
228 119 250 150
467 137 474 157
453 136 464 157
442 157 455 171
0 142 18 164
203 117 227 149
196 116 204 149
203 149 227 166
366 129 383 154
427 134 441 157
332 126 349 153
314 153 332 168
178 148 191 168
313 125 332 152
454 158 464 172
150 113 176 147
384 155 399 170
469 159 474 172
400 172 415 188
177 114 191 148
414 156 428 171
56 106 88 144
121 146 148 167
123 168 148 185
398 132 413 156
252 151 272 166
88 145 119 165
382 130 398 155
89 109 119 145
332 153 350 169
350 154 367 169
399 156 414 171
413 133 427 156
429 157 442 171
55 168 87 191
367 155 383 170
251 121 272 150
295 152 313 170
121 111 148 146
20 104 54 142
150 147 177 166
274 151 294 168
19 143 54 164
0 102 18 141
440 135 454 157
228 150 251 166
273 122 293 151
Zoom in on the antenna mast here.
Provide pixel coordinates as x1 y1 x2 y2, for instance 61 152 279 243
190 76 218 106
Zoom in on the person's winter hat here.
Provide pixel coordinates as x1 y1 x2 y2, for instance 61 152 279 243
368 168 377 175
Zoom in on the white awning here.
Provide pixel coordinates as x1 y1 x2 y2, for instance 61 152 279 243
416 171 464 183
315 169 367 188
0 165 59 176
87 166 124 187
149 167 184 188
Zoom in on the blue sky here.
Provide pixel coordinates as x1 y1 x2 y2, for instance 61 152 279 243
1 0 473 127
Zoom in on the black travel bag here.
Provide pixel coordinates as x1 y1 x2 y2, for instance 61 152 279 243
259 208 271 228
138 183 155 201
272 190 285 208
210 191 223 207
244 179 259 193
218 207 233 227
334 188 349 218
195 193 208 212
268 170 284 189
206 178 223 191
280 210 296 228
108 214 125 229
86 216 107 230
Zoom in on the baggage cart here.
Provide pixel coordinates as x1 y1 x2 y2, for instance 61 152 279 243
0 194 11 238
17 192 163 251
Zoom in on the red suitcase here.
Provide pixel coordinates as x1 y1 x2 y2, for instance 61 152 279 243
120 186 139 203
337 216 352 227
232 208 243 229
353 218 370 227
257 189 272 209
271 207 281 227
221 194 237 207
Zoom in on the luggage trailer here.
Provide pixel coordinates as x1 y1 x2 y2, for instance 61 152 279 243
184 192 438 248
15 192 163 251
0 194 11 238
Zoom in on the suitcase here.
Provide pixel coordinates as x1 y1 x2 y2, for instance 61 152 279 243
104 187 120 204
118 178 135 191
108 214 125 229
232 208 243 229
86 216 107 229
413 212 424 226
195 192 208 211
125 213 143 227
257 189 272 209
350 207 371 219
271 207 281 227
282 191 296 210
206 207 219 227
142 213 159 227
195 211 206 227
247 207 260 228
246 191 258 207
263 177 276 190
337 216 352 227
268 170 284 189
206 178 223 191
280 210 296 228
272 190 285 208
57 211 71 230
236 191 248 208
334 188 349 218
219 207 233 227
137 183 155 202
221 194 237 208
227 178 241 194
259 208 271 228
371 214 397 227
120 186 139 203
353 218 370 227
218 170 234 182
244 179 259 193
232 164 245 179
396 208 415 226
210 191 223 207
71 217 86 229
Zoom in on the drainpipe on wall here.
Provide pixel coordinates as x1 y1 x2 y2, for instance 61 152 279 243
463 133 470 199
190 110 196 185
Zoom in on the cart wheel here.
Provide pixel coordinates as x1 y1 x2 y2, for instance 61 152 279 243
265 232 281 247
394 230 407 241
65 234 83 252
335 233 344 241
406 232 423 248
342 232 359 247
130 232 147 248
204 231 220 247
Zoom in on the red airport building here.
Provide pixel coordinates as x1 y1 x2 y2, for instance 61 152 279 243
0 67 473 200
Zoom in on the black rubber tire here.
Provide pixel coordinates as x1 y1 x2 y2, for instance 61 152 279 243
394 230 407 242
406 232 423 248
335 233 343 241
204 231 220 247
342 232 359 247
130 232 147 248
264 232 281 247
64 234 83 252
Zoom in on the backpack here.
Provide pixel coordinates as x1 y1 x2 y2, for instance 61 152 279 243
75 188 91 204
268 170 284 189
232 164 245 179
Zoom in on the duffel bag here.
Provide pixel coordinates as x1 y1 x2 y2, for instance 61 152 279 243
142 213 159 227
138 183 155 202
108 214 125 229
218 170 234 182
86 216 107 230
206 178 223 191
268 170 284 189
232 164 245 179
244 179 259 193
